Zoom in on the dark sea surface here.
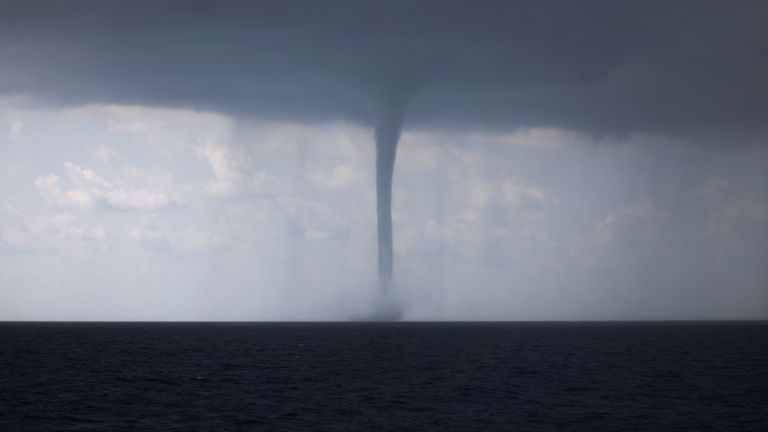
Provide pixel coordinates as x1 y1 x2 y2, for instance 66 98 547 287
1 322 767 431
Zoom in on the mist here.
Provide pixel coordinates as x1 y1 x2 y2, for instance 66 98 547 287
1 1 767 320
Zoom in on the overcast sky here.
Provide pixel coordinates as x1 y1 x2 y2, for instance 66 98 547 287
1 1 766 320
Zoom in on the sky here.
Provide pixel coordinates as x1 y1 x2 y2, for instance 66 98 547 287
1 1 767 320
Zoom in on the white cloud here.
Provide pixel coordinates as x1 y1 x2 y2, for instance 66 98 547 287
77 104 232 151
594 197 664 246
8 119 22 141
402 127 590 150
616 197 663 219
419 176 556 264
127 224 164 242
103 188 173 211
195 142 248 195
308 164 360 189
0 204 39 251
595 213 618 245
195 141 281 196
66 162 112 190
498 178 553 210
251 120 372 163
278 197 348 241
464 177 554 215
1 203 105 252
705 195 768 236
425 210 478 242
35 162 174 211
697 176 729 196
32 213 106 241
35 174 95 209
170 230 225 255
396 144 447 171
123 215 226 256
93 144 120 165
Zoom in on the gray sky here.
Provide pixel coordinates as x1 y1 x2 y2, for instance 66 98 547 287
0 1 766 320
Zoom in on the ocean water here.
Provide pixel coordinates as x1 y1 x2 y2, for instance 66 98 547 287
1 322 767 431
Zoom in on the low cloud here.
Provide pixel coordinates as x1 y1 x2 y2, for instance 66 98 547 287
1 204 104 252
697 177 729 197
464 177 554 217
595 197 665 246
705 195 768 237
8 120 22 141
32 213 106 242
307 164 361 190
195 142 281 197
35 162 174 211
278 197 349 241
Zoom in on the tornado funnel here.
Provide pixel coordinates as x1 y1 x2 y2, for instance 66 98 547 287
373 98 405 295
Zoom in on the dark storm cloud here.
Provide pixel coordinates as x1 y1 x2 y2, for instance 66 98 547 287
1 0 767 141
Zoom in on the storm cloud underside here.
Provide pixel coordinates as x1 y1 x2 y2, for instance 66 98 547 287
2 0 767 140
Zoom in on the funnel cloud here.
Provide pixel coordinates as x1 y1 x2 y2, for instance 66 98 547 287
374 100 402 295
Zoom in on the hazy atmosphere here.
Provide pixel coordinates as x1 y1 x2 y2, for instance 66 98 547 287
1 1 766 320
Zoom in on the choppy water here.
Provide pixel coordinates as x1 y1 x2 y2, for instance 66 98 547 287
1 322 767 431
